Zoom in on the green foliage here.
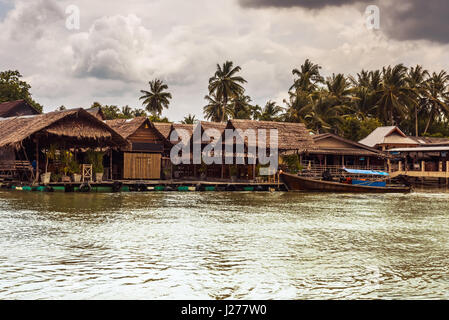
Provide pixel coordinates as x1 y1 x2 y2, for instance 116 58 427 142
86 150 104 174
340 116 383 141
0 70 43 112
281 154 302 173
91 102 149 120
59 150 79 175
281 60 449 138
149 114 170 123
181 114 197 124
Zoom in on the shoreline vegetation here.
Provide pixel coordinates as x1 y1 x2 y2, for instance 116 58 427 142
1 59 449 142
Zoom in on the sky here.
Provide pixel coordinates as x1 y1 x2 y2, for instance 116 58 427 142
1 0 449 121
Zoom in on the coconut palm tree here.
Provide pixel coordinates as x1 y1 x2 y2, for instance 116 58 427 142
132 108 147 117
139 79 172 116
121 105 133 119
406 65 429 136
208 61 247 122
203 92 232 122
258 100 284 121
422 70 449 135
230 95 253 119
283 90 314 123
301 93 346 134
290 59 324 93
181 114 197 124
376 64 416 125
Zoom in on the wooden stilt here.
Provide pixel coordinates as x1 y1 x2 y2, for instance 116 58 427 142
109 149 113 180
35 138 39 183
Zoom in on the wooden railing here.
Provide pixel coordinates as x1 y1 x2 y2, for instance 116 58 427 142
298 162 386 178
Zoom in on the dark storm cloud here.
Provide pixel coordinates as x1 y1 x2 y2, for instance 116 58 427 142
239 0 371 9
384 1 449 43
239 0 449 43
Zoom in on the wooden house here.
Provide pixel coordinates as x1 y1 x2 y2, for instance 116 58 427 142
104 117 171 180
304 132 388 170
224 119 316 179
0 100 40 118
0 109 128 182
359 126 419 150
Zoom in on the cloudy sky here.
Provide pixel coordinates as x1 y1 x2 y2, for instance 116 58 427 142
1 0 449 121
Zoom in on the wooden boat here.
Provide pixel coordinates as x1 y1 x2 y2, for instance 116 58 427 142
281 173 411 193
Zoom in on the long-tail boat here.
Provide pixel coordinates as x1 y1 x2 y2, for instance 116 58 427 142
281 169 411 193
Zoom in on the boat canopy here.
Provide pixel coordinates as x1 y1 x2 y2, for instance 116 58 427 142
342 168 389 176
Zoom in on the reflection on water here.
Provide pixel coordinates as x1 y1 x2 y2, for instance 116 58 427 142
0 190 448 299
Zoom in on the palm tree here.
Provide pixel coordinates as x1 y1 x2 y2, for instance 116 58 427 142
230 95 253 119
422 71 449 134
376 64 416 125
139 79 172 116
283 90 314 122
258 100 284 121
325 73 355 110
301 93 346 134
121 105 133 118
132 108 147 117
181 114 197 124
208 61 247 122
290 59 324 93
203 92 232 122
406 65 429 136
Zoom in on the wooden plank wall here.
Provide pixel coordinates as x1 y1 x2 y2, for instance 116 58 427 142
129 126 165 145
123 152 161 179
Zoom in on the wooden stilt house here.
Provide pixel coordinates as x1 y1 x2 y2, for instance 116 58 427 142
0 108 128 182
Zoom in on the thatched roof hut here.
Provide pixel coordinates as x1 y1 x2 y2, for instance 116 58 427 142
226 119 316 153
0 108 128 149
0 100 40 118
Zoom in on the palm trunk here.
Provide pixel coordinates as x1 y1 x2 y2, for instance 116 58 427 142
415 106 419 137
423 111 433 135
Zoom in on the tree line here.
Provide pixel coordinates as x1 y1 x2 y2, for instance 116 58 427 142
2 60 449 141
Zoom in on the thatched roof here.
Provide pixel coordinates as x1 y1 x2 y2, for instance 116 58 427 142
153 122 173 140
0 100 40 118
359 126 418 148
226 119 316 152
171 123 194 142
86 106 105 120
312 133 388 158
104 117 149 139
0 108 129 149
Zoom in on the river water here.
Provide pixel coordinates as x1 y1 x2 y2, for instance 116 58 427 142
0 190 448 299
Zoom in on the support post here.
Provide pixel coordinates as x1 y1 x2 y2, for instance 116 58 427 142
421 161 425 172
35 138 39 183
109 149 113 180
398 161 402 172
